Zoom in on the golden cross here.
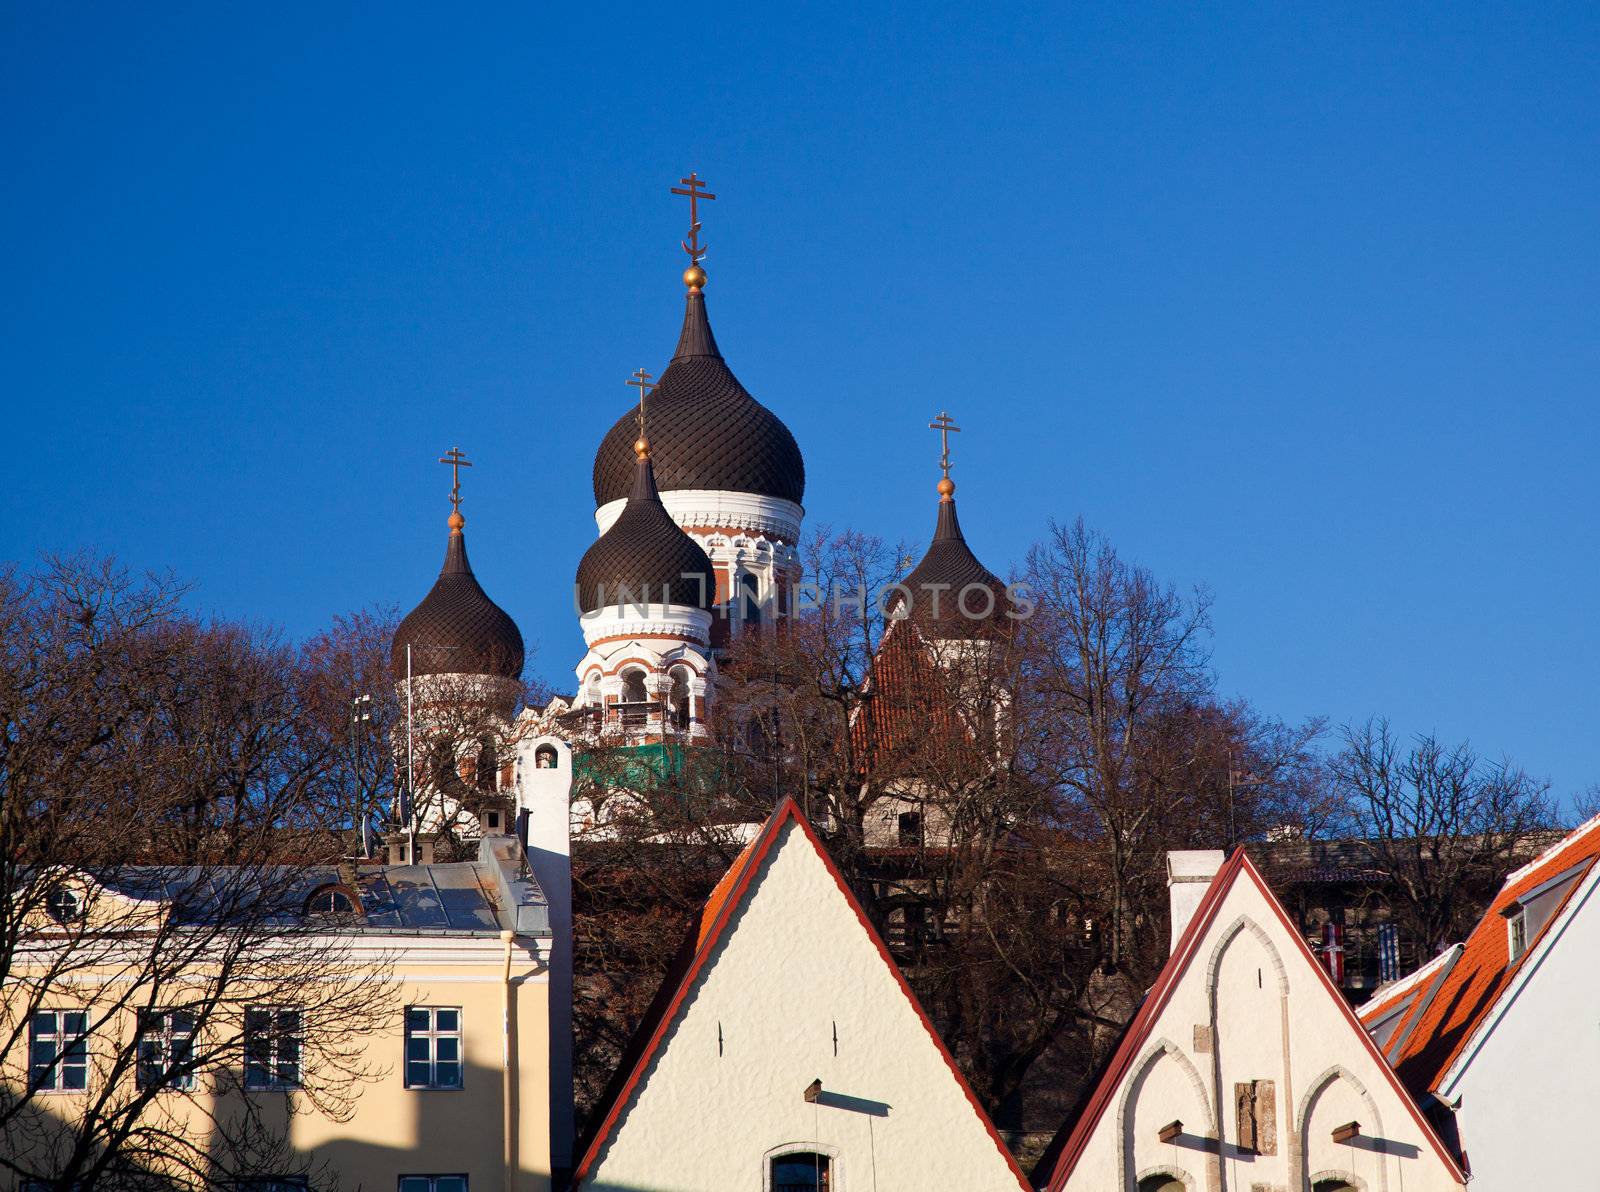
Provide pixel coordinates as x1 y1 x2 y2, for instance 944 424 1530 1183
929 411 961 479
670 171 716 263
439 446 472 512
627 368 656 437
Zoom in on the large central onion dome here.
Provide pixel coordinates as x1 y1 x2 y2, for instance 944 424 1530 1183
591 283 805 508
577 441 718 614
392 510 525 680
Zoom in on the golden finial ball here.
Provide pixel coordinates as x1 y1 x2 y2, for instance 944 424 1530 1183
448 509 465 531
937 477 956 499
683 264 707 290
634 436 651 459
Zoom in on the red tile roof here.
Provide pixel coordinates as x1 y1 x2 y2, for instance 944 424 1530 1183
569 797 1030 1190
849 619 973 767
1034 848 1464 1190
1377 815 1600 1097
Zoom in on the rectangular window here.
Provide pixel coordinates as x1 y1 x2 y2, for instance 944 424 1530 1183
404 1007 462 1089
1508 911 1528 961
398 1178 467 1192
245 1007 302 1089
897 811 924 848
136 1009 196 1090
30 1010 89 1092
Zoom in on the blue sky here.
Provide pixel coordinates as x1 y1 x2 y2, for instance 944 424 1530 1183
3 3 1596 800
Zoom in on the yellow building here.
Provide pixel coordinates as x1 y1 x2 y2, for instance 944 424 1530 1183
5 833 559 1192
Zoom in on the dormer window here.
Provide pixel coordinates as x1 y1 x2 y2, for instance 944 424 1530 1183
1507 907 1528 961
45 884 83 925
304 885 359 919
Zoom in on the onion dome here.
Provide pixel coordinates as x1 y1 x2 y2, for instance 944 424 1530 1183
392 507 525 681
576 438 718 615
591 277 805 508
892 475 1009 640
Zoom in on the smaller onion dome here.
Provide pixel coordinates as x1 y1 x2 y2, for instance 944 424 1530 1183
892 475 1009 640
576 440 717 615
392 508 525 681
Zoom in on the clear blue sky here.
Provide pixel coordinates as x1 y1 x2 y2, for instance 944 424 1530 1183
3 4 1596 800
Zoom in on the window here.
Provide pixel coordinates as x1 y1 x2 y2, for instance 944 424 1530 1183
1138 1178 1186 1192
304 885 357 917
739 573 763 628
136 1009 196 1090
399 1178 466 1192
237 1179 309 1191
45 884 83 924
620 668 648 702
668 667 692 731
534 744 558 769
897 811 924 848
771 1153 830 1191
404 1007 461 1089
245 1008 302 1089
473 736 497 792
30 1010 88 1091
1507 909 1528 961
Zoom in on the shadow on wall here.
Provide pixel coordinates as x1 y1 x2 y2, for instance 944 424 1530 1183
12 1056 551 1191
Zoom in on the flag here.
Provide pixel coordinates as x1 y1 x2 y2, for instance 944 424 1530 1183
1322 921 1345 986
1378 923 1400 984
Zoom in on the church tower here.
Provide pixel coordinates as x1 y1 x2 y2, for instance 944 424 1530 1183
390 449 525 844
573 419 719 742
589 174 806 647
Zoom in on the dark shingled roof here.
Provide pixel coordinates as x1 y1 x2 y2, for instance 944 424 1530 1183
391 528 525 680
576 451 717 615
890 497 1009 639
591 289 805 507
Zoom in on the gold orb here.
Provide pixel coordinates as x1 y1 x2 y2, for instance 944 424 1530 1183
683 264 707 289
448 509 465 531
634 436 651 459
937 477 956 498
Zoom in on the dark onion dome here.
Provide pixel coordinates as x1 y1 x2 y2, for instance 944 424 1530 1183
890 481 1010 639
391 511 525 680
591 281 805 508
576 442 718 615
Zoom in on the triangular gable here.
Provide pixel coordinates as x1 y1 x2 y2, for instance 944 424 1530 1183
1382 814 1600 1097
1035 848 1465 1190
571 797 1029 1190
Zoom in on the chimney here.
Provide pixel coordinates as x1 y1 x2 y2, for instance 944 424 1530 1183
516 734 575 1172
1167 850 1225 953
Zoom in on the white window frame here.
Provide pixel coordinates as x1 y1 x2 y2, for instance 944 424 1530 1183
136 1008 196 1091
404 1006 462 1090
30 1009 89 1093
1507 909 1528 961
244 1006 302 1090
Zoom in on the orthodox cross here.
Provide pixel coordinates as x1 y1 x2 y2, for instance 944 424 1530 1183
929 411 961 479
671 171 716 263
439 446 472 513
627 367 656 438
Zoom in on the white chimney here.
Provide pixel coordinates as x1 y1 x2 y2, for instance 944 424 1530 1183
1167 850 1225 954
516 734 575 1172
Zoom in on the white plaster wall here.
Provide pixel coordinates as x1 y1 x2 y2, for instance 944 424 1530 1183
1442 870 1600 1192
1061 874 1462 1192
585 820 1024 1192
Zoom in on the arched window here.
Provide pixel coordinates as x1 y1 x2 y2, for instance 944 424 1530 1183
1138 1177 1187 1192
771 1152 830 1191
534 744 559 770
474 736 497 792
584 672 602 707
1312 1182 1359 1192
620 667 648 703
304 885 359 918
739 572 762 628
668 667 692 731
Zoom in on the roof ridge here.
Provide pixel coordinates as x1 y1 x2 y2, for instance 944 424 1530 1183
1501 812 1600 887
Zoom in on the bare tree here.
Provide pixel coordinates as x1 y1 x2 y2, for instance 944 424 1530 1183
0 555 399 1189
1331 717 1556 953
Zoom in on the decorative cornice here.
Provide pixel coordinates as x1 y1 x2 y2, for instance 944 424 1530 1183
596 489 803 543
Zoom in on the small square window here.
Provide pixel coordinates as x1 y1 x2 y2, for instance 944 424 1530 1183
30 1010 89 1092
403 1007 462 1089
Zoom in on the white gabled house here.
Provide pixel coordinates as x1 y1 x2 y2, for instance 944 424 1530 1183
1035 849 1465 1192
1359 813 1600 1191
569 798 1030 1192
